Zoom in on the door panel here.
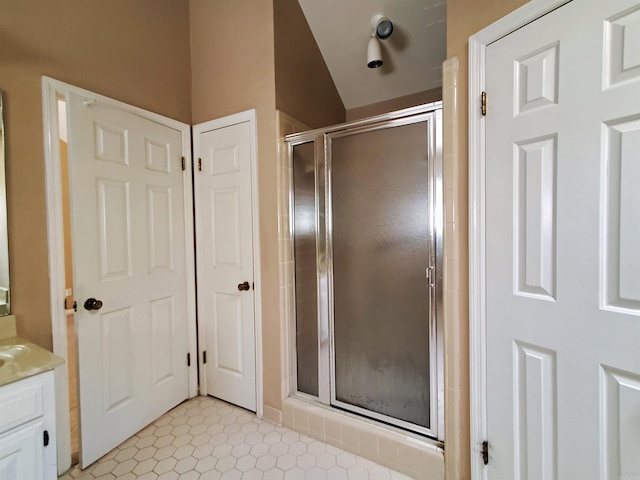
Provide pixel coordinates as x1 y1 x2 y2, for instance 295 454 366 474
212 188 242 266
485 1 640 478
148 186 174 273
68 91 190 466
101 308 134 411
604 117 640 312
96 179 131 280
149 296 176 384
214 293 244 374
195 119 257 412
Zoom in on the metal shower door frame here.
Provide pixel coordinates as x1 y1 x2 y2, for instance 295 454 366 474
286 103 444 440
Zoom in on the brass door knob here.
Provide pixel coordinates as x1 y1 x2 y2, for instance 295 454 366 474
237 281 250 291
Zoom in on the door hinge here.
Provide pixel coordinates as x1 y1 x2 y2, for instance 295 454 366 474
203 351 207 364
187 352 191 367
43 430 50 447
181 156 186 171
73 301 77 312
481 91 487 116
198 158 202 171
481 440 489 465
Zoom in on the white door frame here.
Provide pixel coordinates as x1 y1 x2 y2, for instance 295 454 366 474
41 76 199 474
192 110 264 419
467 1 572 478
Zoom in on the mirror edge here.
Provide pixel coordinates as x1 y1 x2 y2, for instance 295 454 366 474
0 91 11 316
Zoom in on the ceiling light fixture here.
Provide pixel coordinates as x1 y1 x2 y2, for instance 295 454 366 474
372 14 394 40
367 14 393 69
367 35 383 68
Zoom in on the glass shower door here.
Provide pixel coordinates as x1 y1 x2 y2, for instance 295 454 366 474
327 118 438 433
292 141 319 397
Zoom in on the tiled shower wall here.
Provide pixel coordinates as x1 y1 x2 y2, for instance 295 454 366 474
442 58 470 480
275 110 446 480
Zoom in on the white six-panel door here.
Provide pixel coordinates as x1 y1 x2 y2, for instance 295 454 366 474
483 1 640 478
68 91 191 466
194 116 257 412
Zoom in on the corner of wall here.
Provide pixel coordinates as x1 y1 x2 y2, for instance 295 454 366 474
345 87 443 122
273 0 345 128
442 56 471 480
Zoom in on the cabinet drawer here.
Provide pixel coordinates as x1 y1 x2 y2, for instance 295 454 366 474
0 379 44 434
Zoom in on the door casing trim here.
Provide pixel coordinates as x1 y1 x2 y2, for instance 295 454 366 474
468 1 572 478
192 110 264 419
42 76 199 474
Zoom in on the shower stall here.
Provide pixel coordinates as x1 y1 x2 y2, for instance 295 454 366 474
285 103 443 439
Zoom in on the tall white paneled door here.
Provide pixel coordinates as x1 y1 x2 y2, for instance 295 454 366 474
66 89 195 467
475 0 640 478
193 113 259 413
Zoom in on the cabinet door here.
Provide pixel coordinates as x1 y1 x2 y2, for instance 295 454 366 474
0 421 44 480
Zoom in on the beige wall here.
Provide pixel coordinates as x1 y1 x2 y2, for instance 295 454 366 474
274 0 345 129
448 0 528 176
345 87 443 122
0 0 192 350
189 0 282 415
445 0 528 478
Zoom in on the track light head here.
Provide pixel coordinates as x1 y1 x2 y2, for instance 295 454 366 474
367 35 383 68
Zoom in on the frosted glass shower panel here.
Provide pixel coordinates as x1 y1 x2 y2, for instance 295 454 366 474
331 122 431 428
292 141 319 397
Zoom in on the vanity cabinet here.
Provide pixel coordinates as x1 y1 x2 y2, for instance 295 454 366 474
0 370 57 479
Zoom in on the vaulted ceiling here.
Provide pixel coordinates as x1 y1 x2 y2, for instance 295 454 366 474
297 0 447 110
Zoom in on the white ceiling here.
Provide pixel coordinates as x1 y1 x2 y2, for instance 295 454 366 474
297 0 447 110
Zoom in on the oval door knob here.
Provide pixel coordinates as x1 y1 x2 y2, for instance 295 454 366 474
237 281 250 291
83 297 103 311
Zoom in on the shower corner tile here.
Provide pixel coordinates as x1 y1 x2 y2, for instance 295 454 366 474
444 256 461 291
262 405 282 426
293 409 309 432
396 463 421 479
324 417 341 445
398 443 421 475
377 435 399 469
282 402 295 429
357 430 378 460
324 435 342 453
444 288 460 318
444 188 456 224
340 423 359 452
420 448 445 480
444 222 460 255
308 412 325 440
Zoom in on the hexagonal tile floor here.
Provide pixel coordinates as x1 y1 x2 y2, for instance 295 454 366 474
59 396 413 480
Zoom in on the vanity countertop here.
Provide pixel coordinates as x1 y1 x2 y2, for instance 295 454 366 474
0 315 64 388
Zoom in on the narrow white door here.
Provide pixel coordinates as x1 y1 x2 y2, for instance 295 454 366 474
485 0 640 478
194 118 257 412
68 91 191 466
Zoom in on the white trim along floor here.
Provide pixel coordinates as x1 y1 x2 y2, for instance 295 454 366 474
59 396 413 480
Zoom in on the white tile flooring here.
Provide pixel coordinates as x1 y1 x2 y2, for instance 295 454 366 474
59 396 414 480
